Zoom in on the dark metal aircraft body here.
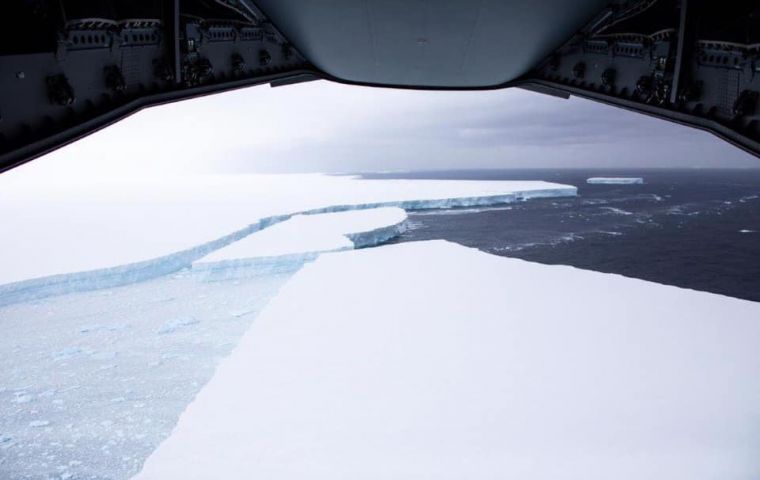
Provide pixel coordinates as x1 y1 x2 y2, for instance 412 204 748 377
1 0 758 172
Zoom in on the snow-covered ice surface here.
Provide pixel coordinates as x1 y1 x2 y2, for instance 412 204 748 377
587 177 644 184
0 176 577 479
192 208 408 281
0 174 575 306
135 241 760 480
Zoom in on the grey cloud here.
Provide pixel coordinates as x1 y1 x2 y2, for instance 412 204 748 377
38 79 759 177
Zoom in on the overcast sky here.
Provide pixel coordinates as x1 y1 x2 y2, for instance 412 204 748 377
13 79 760 180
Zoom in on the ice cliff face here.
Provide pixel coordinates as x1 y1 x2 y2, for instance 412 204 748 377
0 185 576 306
346 217 410 248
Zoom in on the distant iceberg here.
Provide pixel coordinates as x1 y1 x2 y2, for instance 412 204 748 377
587 177 644 185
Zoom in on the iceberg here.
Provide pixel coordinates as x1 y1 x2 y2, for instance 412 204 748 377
0 174 577 287
587 177 644 184
134 240 760 480
0 176 576 306
0 178 579 478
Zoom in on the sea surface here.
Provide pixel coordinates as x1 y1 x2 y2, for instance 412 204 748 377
363 169 760 302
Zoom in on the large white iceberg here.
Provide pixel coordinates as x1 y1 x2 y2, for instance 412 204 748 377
0 175 576 306
0 176 579 478
587 177 644 184
134 241 760 480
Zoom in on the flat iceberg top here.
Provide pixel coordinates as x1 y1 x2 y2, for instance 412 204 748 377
197 207 407 262
0 173 574 285
587 177 644 184
135 241 760 480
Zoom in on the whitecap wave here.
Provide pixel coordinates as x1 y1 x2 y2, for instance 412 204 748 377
599 207 634 216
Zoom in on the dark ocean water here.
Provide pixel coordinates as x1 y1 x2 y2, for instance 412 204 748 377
362 169 760 302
